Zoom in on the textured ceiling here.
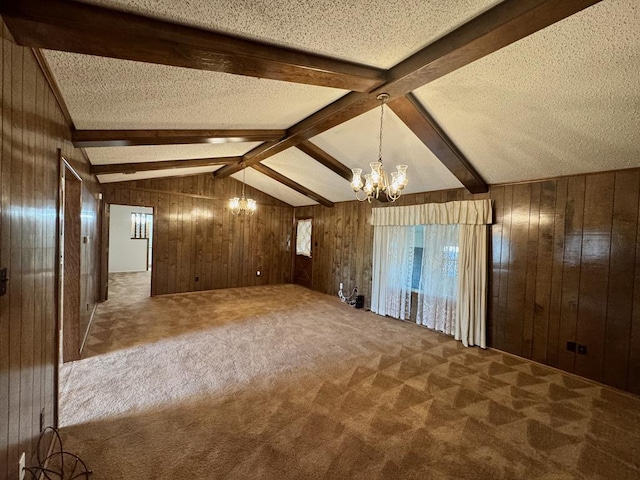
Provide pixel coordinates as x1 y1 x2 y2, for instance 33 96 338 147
231 168 316 207
42 51 347 129
263 148 353 204
97 165 225 184
31 0 640 206
414 0 640 184
77 0 501 69
87 143 261 165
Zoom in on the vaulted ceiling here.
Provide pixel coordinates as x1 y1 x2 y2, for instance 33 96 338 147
3 0 639 207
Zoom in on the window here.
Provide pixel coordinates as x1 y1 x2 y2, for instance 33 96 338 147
410 225 459 292
411 226 424 291
296 218 312 257
131 213 152 239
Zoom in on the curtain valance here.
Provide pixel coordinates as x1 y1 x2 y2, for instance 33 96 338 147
371 200 493 226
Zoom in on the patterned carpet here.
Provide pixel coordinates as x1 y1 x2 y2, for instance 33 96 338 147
59 273 640 479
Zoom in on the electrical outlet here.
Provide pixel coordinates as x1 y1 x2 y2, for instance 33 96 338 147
339 282 343 290
19 452 25 480
577 344 587 355
566 341 576 352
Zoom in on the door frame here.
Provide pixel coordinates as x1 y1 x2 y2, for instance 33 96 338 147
57 153 83 364
105 202 156 296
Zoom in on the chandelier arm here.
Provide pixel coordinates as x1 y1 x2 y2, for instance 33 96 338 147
354 189 369 202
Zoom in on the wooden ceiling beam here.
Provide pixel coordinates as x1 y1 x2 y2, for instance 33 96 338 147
214 0 602 181
251 164 334 208
1 0 385 92
389 94 488 194
296 141 352 182
91 156 240 175
73 129 286 148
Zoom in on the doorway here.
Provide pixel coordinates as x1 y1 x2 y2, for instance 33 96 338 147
293 217 313 289
107 204 153 297
58 155 83 363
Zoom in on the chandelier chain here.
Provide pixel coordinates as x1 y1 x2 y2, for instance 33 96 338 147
378 99 384 164
349 92 407 203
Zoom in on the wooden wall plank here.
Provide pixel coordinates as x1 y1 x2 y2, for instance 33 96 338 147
522 183 541 357
0 23 10 473
21 45 37 454
0 21 101 478
504 183 531 356
532 180 556 364
603 170 639 389
557 176 585 373
630 182 640 395
547 177 568 368
496 185 513 351
487 186 504 347
575 173 614 382
9 40 25 469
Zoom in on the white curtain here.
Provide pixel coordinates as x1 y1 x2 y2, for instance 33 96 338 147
371 226 414 320
416 225 459 335
371 200 491 348
456 225 488 348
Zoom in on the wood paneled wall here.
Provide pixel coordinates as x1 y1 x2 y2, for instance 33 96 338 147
295 171 640 395
0 23 101 479
102 175 293 295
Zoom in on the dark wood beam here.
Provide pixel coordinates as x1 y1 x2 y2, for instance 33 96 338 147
251 164 334 208
91 156 240 175
73 129 286 148
1 0 385 92
296 141 352 182
389 94 488 194
214 0 602 181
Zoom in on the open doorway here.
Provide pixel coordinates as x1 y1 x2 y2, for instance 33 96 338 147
107 204 153 298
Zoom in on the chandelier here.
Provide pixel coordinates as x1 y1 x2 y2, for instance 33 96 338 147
229 167 257 216
351 93 408 202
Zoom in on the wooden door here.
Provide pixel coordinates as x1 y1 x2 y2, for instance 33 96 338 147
59 159 83 363
293 217 313 289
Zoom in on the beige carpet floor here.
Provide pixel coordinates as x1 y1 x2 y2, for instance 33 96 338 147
59 273 640 479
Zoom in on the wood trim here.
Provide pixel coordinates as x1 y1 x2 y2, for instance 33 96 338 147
102 185 285 203
389 94 488 194
214 0 603 178
99 199 109 302
2 0 386 92
91 156 241 175
251 164 334 208
297 141 352 182
73 129 286 148
30 47 75 128
79 303 98 354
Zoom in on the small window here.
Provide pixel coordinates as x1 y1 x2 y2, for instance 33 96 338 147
131 213 152 239
296 218 312 257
